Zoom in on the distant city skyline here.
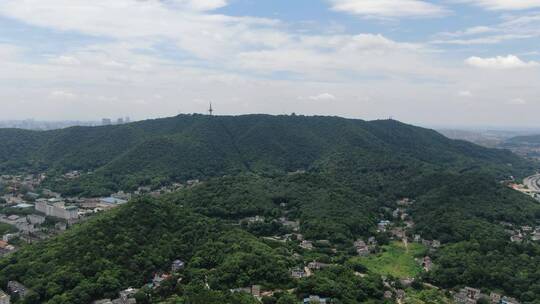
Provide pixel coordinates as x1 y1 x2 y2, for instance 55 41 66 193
0 1 539 127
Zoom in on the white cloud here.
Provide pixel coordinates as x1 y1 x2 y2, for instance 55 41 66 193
460 0 540 10
507 98 527 105
173 0 228 11
437 26 495 39
49 90 78 100
307 93 337 101
328 0 448 18
458 90 472 97
432 34 533 45
0 0 539 126
236 33 437 79
0 0 282 61
0 44 21 60
432 12 540 45
49 55 81 65
465 55 539 69
0 0 435 81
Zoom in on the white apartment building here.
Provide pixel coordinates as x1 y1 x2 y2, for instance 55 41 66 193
35 200 78 220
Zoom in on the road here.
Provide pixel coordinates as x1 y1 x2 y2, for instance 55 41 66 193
523 174 540 192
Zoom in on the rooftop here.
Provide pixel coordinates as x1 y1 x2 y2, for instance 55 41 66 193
100 197 128 205
15 203 34 209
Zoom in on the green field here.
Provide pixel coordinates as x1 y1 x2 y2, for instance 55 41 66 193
404 288 453 304
353 241 426 278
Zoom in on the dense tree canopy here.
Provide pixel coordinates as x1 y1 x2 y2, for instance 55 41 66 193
1 115 539 303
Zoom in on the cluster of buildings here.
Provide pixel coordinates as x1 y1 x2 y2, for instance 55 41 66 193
101 117 131 126
0 176 78 253
1 174 67 213
230 284 330 304
0 281 31 303
93 288 138 304
94 259 185 304
35 199 79 221
230 285 261 300
303 295 329 303
1 172 205 255
381 276 410 302
63 170 81 179
290 267 307 279
505 223 540 243
0 212 65 252
289 260 332 280
0 174 45 194
454 287 520 304
278 217 300 232
353 237 377 256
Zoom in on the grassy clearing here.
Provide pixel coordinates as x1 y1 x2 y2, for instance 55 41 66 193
353 241 425 278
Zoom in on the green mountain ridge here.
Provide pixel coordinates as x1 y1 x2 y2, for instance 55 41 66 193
0 115 530 196
1 114 540 303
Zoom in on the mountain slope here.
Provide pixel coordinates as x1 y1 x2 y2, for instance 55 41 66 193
1 115 540 303
0 115 531 196
0 197 294 304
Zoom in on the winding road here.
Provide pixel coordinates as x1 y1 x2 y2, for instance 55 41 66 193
524 174 540 192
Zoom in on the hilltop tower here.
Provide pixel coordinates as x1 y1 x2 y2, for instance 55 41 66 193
208 102 214 116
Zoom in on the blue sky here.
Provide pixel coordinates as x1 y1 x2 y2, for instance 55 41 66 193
0 0 539 127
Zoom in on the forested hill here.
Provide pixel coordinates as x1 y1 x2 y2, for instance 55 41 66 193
2 115 540 303
0 115 531 196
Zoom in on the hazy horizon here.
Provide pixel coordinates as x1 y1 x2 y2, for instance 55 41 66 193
1 0 539 127
4 114 540 133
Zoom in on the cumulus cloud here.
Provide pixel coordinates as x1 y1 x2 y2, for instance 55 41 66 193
173 0 228 11
0 0 539 126
0 0 434 80
432 12 540 45
0 0 281 61
460 0 540 10
328 0 448 18
307 93 337 101
465 55 539 69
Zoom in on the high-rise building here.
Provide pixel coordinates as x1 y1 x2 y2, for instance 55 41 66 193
125 116 131 123
102 118 112 126
116 118 124 125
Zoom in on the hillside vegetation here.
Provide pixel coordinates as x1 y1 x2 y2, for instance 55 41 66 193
1 115 540 303
0 115 531 196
